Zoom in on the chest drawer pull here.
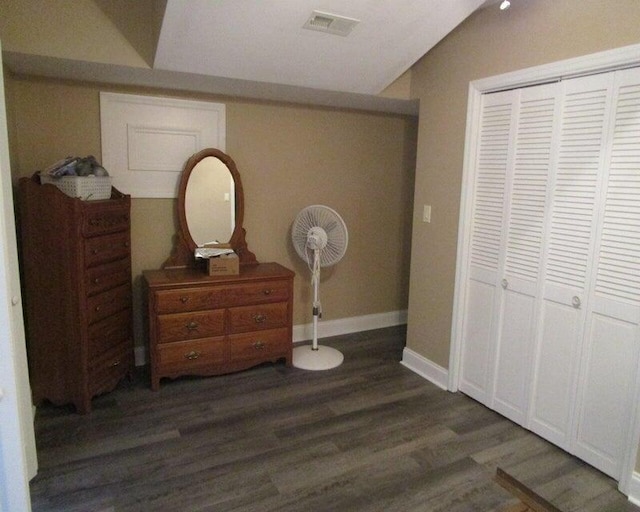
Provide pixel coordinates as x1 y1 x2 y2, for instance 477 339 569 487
253 341 265 350
263 289 273 296
180 296 190 304
253 314 267 324
186 321 199 331
184 350 201 360
110 359 121 367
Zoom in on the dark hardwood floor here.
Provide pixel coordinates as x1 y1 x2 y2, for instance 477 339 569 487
30 326 639 512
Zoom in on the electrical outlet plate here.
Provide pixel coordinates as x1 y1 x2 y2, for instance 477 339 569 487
423 205 432 223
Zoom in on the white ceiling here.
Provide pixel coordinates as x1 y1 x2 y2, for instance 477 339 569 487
154 0 487 96
3 0 495 114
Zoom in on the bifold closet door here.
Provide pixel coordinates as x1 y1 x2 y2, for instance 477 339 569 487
458 89 517 408
458 82 559 425
570 67 640 479
458 66 640 481
529 72 615 450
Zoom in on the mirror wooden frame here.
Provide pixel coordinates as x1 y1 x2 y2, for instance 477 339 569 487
163 148 257 269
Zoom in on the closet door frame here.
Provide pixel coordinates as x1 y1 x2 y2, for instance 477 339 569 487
450 43 640 497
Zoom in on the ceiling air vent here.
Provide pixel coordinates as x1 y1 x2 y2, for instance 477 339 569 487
302 10 360 37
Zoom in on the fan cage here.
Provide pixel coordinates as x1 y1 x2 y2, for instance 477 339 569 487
291 205 348 267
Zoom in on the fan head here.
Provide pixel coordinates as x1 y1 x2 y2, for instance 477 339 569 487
291 205 348 267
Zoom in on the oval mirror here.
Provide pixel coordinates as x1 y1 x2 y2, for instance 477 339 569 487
185 156 235 246
163 148 257 269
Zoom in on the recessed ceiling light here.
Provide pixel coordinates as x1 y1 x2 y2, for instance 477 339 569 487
500 0 511 10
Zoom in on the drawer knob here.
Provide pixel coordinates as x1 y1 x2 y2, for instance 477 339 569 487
184 351 201 360
253 341 265 350
253 314 267 324
124 241 130 248
93 278 100 284
186 321 199 331
92 248 99 255
180 296 190 304
263 289 273 296
95 305 101 312
110 360 121 367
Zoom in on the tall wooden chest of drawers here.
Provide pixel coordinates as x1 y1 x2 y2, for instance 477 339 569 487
143 263 294 390
18 176 134 414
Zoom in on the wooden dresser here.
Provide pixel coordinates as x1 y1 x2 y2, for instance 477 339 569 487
18 176 134 414
143 263 294 390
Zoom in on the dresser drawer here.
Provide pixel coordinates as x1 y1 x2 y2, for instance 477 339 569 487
88 342 131 396
154 287 221 314
229 328 290 361
224 280 291 307
84 232 130 268
228 302 289 334
157 337 226 369
154 279 291 314
82 206 129 237
157 310 225 343
87 284 131 325
88 309 131 360
86 258 130 297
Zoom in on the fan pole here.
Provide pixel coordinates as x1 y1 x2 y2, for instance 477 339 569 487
311 248 320 351
291 247 344 370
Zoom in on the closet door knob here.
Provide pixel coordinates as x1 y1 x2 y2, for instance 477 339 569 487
501 279 508 289
572 296 581 309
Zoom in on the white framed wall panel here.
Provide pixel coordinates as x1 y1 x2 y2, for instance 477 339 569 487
100 92 226 198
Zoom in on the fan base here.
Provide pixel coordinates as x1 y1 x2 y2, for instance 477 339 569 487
292 345 344 371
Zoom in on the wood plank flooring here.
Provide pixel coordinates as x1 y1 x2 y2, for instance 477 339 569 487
30 326 639 512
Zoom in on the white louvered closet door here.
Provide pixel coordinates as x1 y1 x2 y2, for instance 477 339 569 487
458 90 517 407
529 72 615 450
458 66 640 482
492 83 559 425
571 66 640 479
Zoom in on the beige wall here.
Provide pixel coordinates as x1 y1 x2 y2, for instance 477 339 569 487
406 0 640 369
5 74 417 351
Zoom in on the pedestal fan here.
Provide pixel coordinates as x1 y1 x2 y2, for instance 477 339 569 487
291 205 348 370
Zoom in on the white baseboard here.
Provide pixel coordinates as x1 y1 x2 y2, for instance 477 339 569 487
293 310 407 343
400 347 449 390
134 345 147 367
134 310 408 366
627 471 640 505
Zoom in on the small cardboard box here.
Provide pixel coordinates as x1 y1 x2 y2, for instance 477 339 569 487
208 253 239 276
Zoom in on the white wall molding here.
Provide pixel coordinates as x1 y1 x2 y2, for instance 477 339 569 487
293 310 407 343
134 346 147 367
627 471 640 507
400 348 448 391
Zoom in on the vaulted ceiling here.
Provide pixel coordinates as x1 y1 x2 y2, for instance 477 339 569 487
0 0 494 114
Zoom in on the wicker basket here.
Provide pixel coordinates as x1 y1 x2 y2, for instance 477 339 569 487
40 175 112 201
